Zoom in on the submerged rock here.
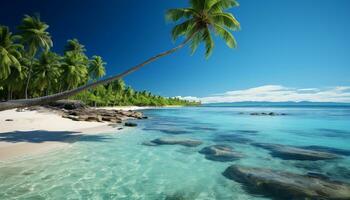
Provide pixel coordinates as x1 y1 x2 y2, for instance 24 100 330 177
143 127 190 135
150 137 202 147
233 130 259 135
306 172 330 180
141 141 159 146
161 129 190 135
124 122 137 127
214 134 253 144
188 126 217 131
223 165 350 200
249 112 287 116
253 143 341 161
302 145 350 156
199 145 243 162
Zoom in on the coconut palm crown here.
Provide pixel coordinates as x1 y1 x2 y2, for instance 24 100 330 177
166 0 240 57
89 56 106 80
0 26 23 80
17 14 52 57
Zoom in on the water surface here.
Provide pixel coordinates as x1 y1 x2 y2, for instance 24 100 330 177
1 106 350 199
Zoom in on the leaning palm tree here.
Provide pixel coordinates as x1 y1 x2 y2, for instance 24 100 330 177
0 0 240 111
0 26 23 80
88 56 106 80
18 14 53 99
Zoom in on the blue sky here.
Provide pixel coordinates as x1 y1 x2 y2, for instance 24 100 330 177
2 0 350 102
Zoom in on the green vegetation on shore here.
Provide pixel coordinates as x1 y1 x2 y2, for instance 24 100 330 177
0 0 239 111
74 79 200 107
0 15 199 106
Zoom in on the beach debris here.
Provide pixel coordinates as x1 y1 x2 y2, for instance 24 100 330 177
199 145 243 162
15 108 24 112
5 119 13 121
223 165 350 199
253 143 341 160
124 122 137 127
145 137 202 147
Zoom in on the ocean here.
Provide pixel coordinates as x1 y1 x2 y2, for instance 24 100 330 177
1 106 350 199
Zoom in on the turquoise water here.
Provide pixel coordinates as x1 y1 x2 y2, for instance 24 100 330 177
1 106 350 199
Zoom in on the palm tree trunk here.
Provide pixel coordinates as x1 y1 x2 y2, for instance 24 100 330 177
24 72 31 99
0 37 193 111
25 58 34 99
7 86 11 100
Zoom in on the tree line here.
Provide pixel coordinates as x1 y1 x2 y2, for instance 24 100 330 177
0 14 199 106
0 0 239 111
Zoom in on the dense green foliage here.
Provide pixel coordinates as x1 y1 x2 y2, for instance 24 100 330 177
0 15 199 106
74 79 199 107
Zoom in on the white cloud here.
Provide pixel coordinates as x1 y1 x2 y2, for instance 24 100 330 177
178 85 350 103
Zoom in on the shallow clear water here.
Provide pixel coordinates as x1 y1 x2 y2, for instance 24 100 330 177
1 106 350 199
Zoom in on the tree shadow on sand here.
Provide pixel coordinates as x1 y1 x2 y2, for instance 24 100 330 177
0 130 111 143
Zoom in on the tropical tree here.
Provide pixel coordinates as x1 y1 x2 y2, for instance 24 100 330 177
32 51 62 95
88 56 106 80
0 0 240 111
65 39 86 54
114 79 126 93
0 26 23 80
2 65 26 100
18 14 53 98
61 51 88 90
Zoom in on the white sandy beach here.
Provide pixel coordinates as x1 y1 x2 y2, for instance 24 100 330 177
0 106 147 162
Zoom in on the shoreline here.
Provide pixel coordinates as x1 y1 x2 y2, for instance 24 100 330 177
0 106 150 162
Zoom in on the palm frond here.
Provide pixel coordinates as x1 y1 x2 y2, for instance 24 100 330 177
211 13 240 31
190 0 205 11
165 8 197 22
213 24 237 48
171 19 195 41
202 28 214 58
189 30 203 54
208 0 239 13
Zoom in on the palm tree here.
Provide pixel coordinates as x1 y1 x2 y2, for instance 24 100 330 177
88 56 106 80
3 65 26 100
32 51 62 95
61 51 88 90
0 0 240 111
18 14 53 99
65 39 86 54
0 26 23 80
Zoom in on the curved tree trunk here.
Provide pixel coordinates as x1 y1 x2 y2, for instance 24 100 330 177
0 38 192 111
